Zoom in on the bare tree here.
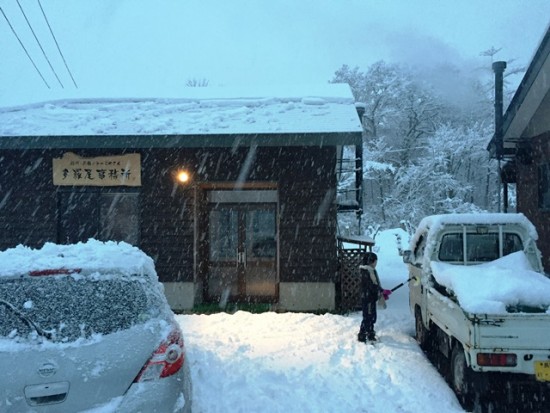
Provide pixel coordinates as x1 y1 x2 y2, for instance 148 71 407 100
186 78 209 87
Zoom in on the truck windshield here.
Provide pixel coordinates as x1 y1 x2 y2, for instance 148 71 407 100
438 233 523 263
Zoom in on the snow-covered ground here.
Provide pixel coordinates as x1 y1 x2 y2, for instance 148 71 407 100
3 223 548 412
177 228 467 413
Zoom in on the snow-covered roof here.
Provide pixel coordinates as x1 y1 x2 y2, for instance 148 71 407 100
0 239 156 279
501 25 550 144
0 84 362 148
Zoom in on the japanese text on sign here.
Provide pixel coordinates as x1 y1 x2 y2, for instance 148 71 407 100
52 152 141 187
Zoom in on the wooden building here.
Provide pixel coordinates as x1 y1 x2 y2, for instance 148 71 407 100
0 84 362 311
488 25 550 270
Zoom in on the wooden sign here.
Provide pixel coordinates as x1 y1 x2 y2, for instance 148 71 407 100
53 152 141 187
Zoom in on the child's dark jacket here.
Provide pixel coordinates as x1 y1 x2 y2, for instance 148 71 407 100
358 264 382 302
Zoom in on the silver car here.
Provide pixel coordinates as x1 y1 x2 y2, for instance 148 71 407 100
0 241 192 413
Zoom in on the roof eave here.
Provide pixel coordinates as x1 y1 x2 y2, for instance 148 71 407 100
502 25 550 150
0 131 362 149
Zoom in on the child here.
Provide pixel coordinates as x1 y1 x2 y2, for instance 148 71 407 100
357 252 391 343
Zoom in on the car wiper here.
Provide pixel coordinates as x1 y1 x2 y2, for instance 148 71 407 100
0 299 53 340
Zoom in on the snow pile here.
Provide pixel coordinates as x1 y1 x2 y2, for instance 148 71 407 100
431 251 550 314
178 310 463 413
0 239 156 278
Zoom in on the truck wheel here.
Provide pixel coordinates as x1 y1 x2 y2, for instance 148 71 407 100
451 344 474 411
415 307 431 351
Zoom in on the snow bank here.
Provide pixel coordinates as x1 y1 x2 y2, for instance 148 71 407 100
0 239 156 278
431 251 550 314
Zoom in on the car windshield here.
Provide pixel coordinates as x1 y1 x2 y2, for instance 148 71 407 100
0 273 165 343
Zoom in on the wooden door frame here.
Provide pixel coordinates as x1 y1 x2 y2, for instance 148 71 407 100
195 182 279 304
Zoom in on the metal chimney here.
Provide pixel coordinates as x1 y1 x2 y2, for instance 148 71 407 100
492 61 507 160
492 61 507 212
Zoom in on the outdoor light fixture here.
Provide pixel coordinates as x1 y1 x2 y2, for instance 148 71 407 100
173 168 192 184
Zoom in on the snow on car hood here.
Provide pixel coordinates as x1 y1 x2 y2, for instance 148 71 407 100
0 239 156 278
431 251 550 314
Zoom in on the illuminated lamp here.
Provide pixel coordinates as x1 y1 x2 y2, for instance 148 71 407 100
175 169 191 184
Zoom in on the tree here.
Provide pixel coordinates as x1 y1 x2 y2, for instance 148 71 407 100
331 61 405 139
384 123 496 225
332 62 408 228
363 136 396 224
333 61 447 225
395 81 441 166
186 78 209 87
333 58 505 228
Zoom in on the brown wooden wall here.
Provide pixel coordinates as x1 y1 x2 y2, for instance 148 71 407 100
277 149 337 283
0 145 338 285
0 149 59 248
516 131 550 271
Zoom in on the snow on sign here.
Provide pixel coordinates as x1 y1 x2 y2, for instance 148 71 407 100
52 152 141 186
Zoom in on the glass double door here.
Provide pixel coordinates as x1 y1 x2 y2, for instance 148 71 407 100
207 203 277 302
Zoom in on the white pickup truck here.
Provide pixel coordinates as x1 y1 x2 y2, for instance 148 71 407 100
403 213 550 412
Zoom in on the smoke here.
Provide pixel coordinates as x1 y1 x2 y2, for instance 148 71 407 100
385 29 493 109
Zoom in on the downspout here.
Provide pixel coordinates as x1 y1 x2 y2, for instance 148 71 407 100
492 61 507 212
355 104 365 235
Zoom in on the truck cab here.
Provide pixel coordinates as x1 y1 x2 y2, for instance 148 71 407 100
405 215 544 315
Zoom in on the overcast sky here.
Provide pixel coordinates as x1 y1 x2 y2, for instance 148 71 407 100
1 0 549 105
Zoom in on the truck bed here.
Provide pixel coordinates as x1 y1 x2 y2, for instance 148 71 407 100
429 287 550 376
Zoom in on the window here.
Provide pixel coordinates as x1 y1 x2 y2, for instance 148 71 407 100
538 164 550 209
100 193 139 245
438 233 523 263
0 274 163 342
59 191 139 245
413 233 427 263
438 234 463 262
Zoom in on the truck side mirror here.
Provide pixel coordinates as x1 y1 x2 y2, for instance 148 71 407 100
402 250 413 264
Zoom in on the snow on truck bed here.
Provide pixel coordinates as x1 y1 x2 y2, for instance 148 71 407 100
431 251 550 314
410 213 550 314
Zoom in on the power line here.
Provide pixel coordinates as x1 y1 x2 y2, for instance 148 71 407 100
0 6 50 89
16 0 64 88
37 0 77 88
